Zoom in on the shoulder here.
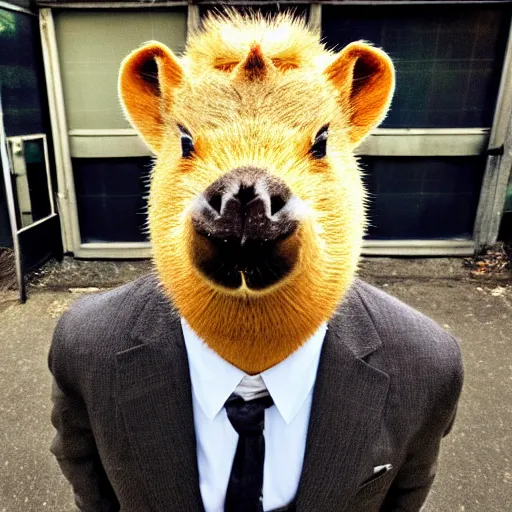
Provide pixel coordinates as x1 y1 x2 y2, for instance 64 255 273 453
351 279 461 358
49 274 166 385
347 280 464 436
56 274 160 345
350 279 463 397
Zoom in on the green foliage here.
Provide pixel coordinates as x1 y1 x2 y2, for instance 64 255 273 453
504 179 512 213
0 10 16 36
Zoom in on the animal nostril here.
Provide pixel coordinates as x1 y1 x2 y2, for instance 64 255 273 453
270 195 286 216
208 193 222 214
235 185 257 207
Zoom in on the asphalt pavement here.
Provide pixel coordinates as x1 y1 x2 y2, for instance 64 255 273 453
0 258 510 512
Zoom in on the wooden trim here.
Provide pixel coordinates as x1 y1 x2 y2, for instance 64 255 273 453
362 239 475 257
65 128 490 158
39 8 80 253
34 0 512 6
36 1 187 8
187 3 200 35
474 16 512 250
308 3 321 35
0 1 36 15
75 242 152 259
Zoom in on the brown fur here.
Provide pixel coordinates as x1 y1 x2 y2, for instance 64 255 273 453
119 12 394 374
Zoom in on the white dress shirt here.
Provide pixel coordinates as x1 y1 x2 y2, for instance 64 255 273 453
181 318 327 512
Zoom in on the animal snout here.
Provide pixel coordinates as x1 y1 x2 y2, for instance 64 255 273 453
192 167 297 245
190 167 301 290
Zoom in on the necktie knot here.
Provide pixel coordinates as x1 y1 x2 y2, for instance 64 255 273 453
225 394 274 436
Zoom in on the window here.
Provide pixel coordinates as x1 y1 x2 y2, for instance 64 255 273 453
322 4 510 128
72 157 151 243
53 9 187 245
323 4 511 245
361 156 485 239
55 9 187 130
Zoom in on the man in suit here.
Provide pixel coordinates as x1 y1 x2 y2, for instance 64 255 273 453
49 274 462 512
49 13 463 512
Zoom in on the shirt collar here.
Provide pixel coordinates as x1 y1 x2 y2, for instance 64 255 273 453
261 323 326 424
181 318 327 424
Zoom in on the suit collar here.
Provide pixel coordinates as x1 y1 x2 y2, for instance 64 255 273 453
333 278 384 359
128 277 179 345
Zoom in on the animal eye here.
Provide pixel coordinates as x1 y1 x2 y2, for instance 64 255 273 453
310 124 329 159
178 125 194 158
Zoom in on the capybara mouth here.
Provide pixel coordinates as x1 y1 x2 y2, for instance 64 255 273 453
192 229 300 290
190 166 302 290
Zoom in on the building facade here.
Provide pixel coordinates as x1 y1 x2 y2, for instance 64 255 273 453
1 0 512 261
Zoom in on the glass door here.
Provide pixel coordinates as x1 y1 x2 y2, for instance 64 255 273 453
0 4 62 301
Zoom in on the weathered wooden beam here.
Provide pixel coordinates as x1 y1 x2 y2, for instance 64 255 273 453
474 16 512 252
34 1 512 7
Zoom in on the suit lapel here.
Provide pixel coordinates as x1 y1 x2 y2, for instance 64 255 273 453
116 288 204 512
295 282 390 512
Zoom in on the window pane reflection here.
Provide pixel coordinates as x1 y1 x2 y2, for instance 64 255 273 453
361 156 485 239
8 138 51 229
322 5 510 128
72 157 151 243
0 9 46 136
54 9 187 130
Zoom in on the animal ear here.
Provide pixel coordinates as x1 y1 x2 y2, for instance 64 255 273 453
325 42 394 146
119 42 183 154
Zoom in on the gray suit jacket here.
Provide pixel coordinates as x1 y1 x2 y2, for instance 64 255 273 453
48 274 463 512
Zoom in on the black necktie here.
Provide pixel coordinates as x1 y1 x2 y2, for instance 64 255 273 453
224 394 274 512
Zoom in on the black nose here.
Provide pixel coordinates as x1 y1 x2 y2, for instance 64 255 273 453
193 167 297 245
190 167 300 290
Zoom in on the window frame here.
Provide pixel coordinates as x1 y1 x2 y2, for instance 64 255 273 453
6 133 56 231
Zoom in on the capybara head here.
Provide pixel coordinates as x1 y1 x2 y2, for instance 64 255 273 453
119 13 394 373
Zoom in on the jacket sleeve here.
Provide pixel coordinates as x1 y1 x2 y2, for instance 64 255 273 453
379 416 453 511
381 336 464 512
48 315 120 512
